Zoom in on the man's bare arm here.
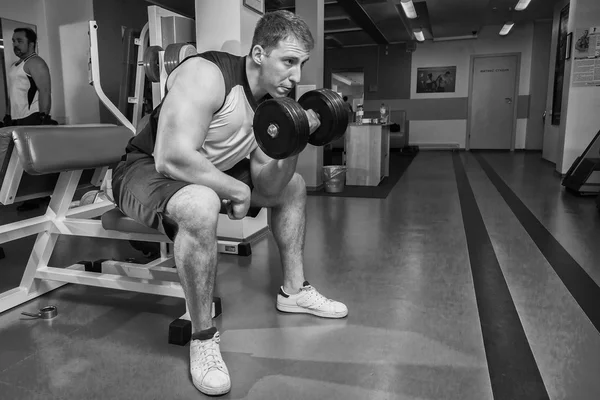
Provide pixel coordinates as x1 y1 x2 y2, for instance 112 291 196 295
26 58 51 114
250 146 298 197
154 58 249 203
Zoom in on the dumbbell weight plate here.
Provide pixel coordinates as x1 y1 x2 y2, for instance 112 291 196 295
164 43 197 75
254 97 310 159
298 89 349 146
143 45 163 83
320 89 349 141
314 88 344 143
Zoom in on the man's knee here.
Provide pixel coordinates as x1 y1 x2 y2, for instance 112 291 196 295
166 185 221 237
288 173 307 200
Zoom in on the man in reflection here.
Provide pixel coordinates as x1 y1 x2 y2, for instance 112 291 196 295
4 27 55 127
4 27 55 212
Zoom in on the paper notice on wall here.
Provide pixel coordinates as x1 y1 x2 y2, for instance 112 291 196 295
574 27 600 59
573 59 600 86
573 27 600 86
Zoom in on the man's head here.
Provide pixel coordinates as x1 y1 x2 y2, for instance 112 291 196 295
13 28 37 59
249 10 314 98
343 96 348 102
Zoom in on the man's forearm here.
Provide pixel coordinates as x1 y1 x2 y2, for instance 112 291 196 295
255 156 299 196
157 152 249 202
39 90 51 114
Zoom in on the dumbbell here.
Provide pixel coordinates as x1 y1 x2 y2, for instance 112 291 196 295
253 88 349 159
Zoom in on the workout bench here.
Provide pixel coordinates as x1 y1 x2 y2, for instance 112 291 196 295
0 124 267 345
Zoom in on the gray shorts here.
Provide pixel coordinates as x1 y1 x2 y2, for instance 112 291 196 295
111 152 253 240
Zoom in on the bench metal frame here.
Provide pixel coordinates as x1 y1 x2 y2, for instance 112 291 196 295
0 146 228 342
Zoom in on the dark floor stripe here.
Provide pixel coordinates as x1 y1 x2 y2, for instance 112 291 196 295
474 152 600 334
452 153 549 400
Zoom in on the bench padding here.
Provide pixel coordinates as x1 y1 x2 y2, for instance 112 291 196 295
102 206 263 234
11 125 133 175
102 208 159 235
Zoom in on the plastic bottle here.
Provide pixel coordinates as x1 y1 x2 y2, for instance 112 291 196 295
379 103 388 124
356 105 364 125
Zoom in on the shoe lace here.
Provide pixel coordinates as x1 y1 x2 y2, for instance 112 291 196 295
197 333 225 371
301 285 332 308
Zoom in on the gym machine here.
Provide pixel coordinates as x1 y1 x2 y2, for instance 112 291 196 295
562 128 600 196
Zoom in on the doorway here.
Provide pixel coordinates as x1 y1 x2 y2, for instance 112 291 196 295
467 54 520 150
329 69 363 152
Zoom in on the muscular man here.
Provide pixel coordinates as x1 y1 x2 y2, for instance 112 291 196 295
112 10 348 396
6 27 53 126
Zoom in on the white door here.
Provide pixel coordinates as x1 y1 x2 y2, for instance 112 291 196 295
468 55 519 149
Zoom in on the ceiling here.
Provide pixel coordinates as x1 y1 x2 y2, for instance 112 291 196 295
265 0 556 48
146 0 557 49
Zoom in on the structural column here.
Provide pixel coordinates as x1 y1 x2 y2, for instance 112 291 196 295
294 0 325 189
554 0 600 173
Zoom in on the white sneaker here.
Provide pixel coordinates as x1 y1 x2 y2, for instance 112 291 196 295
190 330 231 396
276 281 348 318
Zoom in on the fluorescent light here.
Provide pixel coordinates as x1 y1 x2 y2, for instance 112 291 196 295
332 73 353 86
515 0 531 11
400 0 418 19
414 29 425 42
433 34 478 42
499 22 515 36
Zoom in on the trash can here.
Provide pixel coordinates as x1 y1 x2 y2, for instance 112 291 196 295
322 165 346 193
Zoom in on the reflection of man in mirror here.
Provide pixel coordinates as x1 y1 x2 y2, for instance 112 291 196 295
5 27 55 126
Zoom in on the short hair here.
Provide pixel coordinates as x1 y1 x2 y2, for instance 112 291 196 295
14 27 37 45
250 10 314 55
343 96 348 101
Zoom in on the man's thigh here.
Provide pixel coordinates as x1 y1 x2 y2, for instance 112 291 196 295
112 154 190 240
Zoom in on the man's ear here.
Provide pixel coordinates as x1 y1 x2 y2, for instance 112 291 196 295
251 45 266 65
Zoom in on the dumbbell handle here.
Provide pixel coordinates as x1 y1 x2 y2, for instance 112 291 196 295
266 109 320 139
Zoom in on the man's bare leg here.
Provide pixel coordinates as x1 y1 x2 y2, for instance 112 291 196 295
165 184 231 395
252 173 307 294
252 172 348 318
166 184 221 332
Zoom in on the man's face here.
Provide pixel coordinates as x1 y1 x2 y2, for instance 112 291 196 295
12 31 33 59
258 37 310 98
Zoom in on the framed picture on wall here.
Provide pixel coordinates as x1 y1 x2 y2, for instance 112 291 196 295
243 0 265 15
416 66 457 93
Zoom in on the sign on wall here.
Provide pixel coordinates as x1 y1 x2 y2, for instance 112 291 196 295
572 26 600 87
416 66 456 93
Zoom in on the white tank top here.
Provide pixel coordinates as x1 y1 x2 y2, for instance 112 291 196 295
7 55 39 119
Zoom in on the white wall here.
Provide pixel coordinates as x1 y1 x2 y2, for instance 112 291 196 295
410 22 534 148
558 0 600 174
195 0 260 55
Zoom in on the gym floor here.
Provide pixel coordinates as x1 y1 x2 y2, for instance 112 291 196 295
0 150 599 400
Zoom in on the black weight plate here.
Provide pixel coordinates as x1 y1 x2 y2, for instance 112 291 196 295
320 89 343 141
298 90 336 146
319 89 348 141
164 43 197 75
289 97 310 153
143 45 163 83
254 97 308 159
286 98 310 156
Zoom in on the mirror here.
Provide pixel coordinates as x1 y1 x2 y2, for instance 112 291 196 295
0 18 38 120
